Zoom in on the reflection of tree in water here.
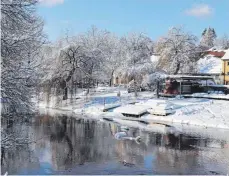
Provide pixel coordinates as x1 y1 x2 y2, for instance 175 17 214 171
41 115 115 170
1 122 40 175
4 114 228 174
2 144 40 174
49 116 73 169
70 119 112 165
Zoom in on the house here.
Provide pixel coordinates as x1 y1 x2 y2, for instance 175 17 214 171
221 49 229 85
197 49 226 84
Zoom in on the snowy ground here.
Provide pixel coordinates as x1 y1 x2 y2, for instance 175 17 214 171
189 92 229 100
38 86 229 130
141 98 229 129
88 97 229 129
80 96 229 129
38 86 155 111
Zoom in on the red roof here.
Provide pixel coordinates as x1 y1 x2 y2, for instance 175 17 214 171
205 51 225 58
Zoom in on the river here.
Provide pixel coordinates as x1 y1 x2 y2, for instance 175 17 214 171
1 111 229 175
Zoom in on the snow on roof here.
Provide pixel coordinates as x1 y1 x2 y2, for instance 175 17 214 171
113 105 148 115
167 75 213 79
197 55 222 74
221 49 229 60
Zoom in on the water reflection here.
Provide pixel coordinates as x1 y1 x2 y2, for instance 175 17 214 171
1 113 229 175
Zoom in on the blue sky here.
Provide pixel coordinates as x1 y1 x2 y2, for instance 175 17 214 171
38 0 229 41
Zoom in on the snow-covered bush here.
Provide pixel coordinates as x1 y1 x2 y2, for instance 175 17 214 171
141 72 167 90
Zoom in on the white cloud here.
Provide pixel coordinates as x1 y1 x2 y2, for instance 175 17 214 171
185 4 213 18
39 0 64 7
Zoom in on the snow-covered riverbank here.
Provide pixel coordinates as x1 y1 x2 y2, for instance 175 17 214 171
38 87 229 130
83 99 229 130
141 99 229 129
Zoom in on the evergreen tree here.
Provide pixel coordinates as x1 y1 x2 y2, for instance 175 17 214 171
200 27 217 49
212 28 217 38
202 28 207 36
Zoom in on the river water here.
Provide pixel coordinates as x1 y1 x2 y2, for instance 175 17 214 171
1 111 229 175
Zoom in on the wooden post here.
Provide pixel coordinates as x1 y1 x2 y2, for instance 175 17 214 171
179 79 182 97
179 134 181 150
117 89 121 102
134 79 137 97
156 81 159 98
206 79 208 93
224 61 226 85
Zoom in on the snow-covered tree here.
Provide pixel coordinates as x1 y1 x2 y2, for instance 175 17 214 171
200 27 217 49
155 27 199 74
214 34 229 49
39 26 113 100
117 33 154 96
120 33 154 81
1 0 46 165
76 26 110 83
202 28 207 36
1 0 45 113
101 34 123 86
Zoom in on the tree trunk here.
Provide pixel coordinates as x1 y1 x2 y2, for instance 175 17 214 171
60 80 68 100
61 67 76 100
1 147 5 165
134 79 137 97
70 79 73 104
63 87 68 100
109 79 112 87
109 70 114 87
174 63 180 74
45 84 51 107
156 81 159 98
